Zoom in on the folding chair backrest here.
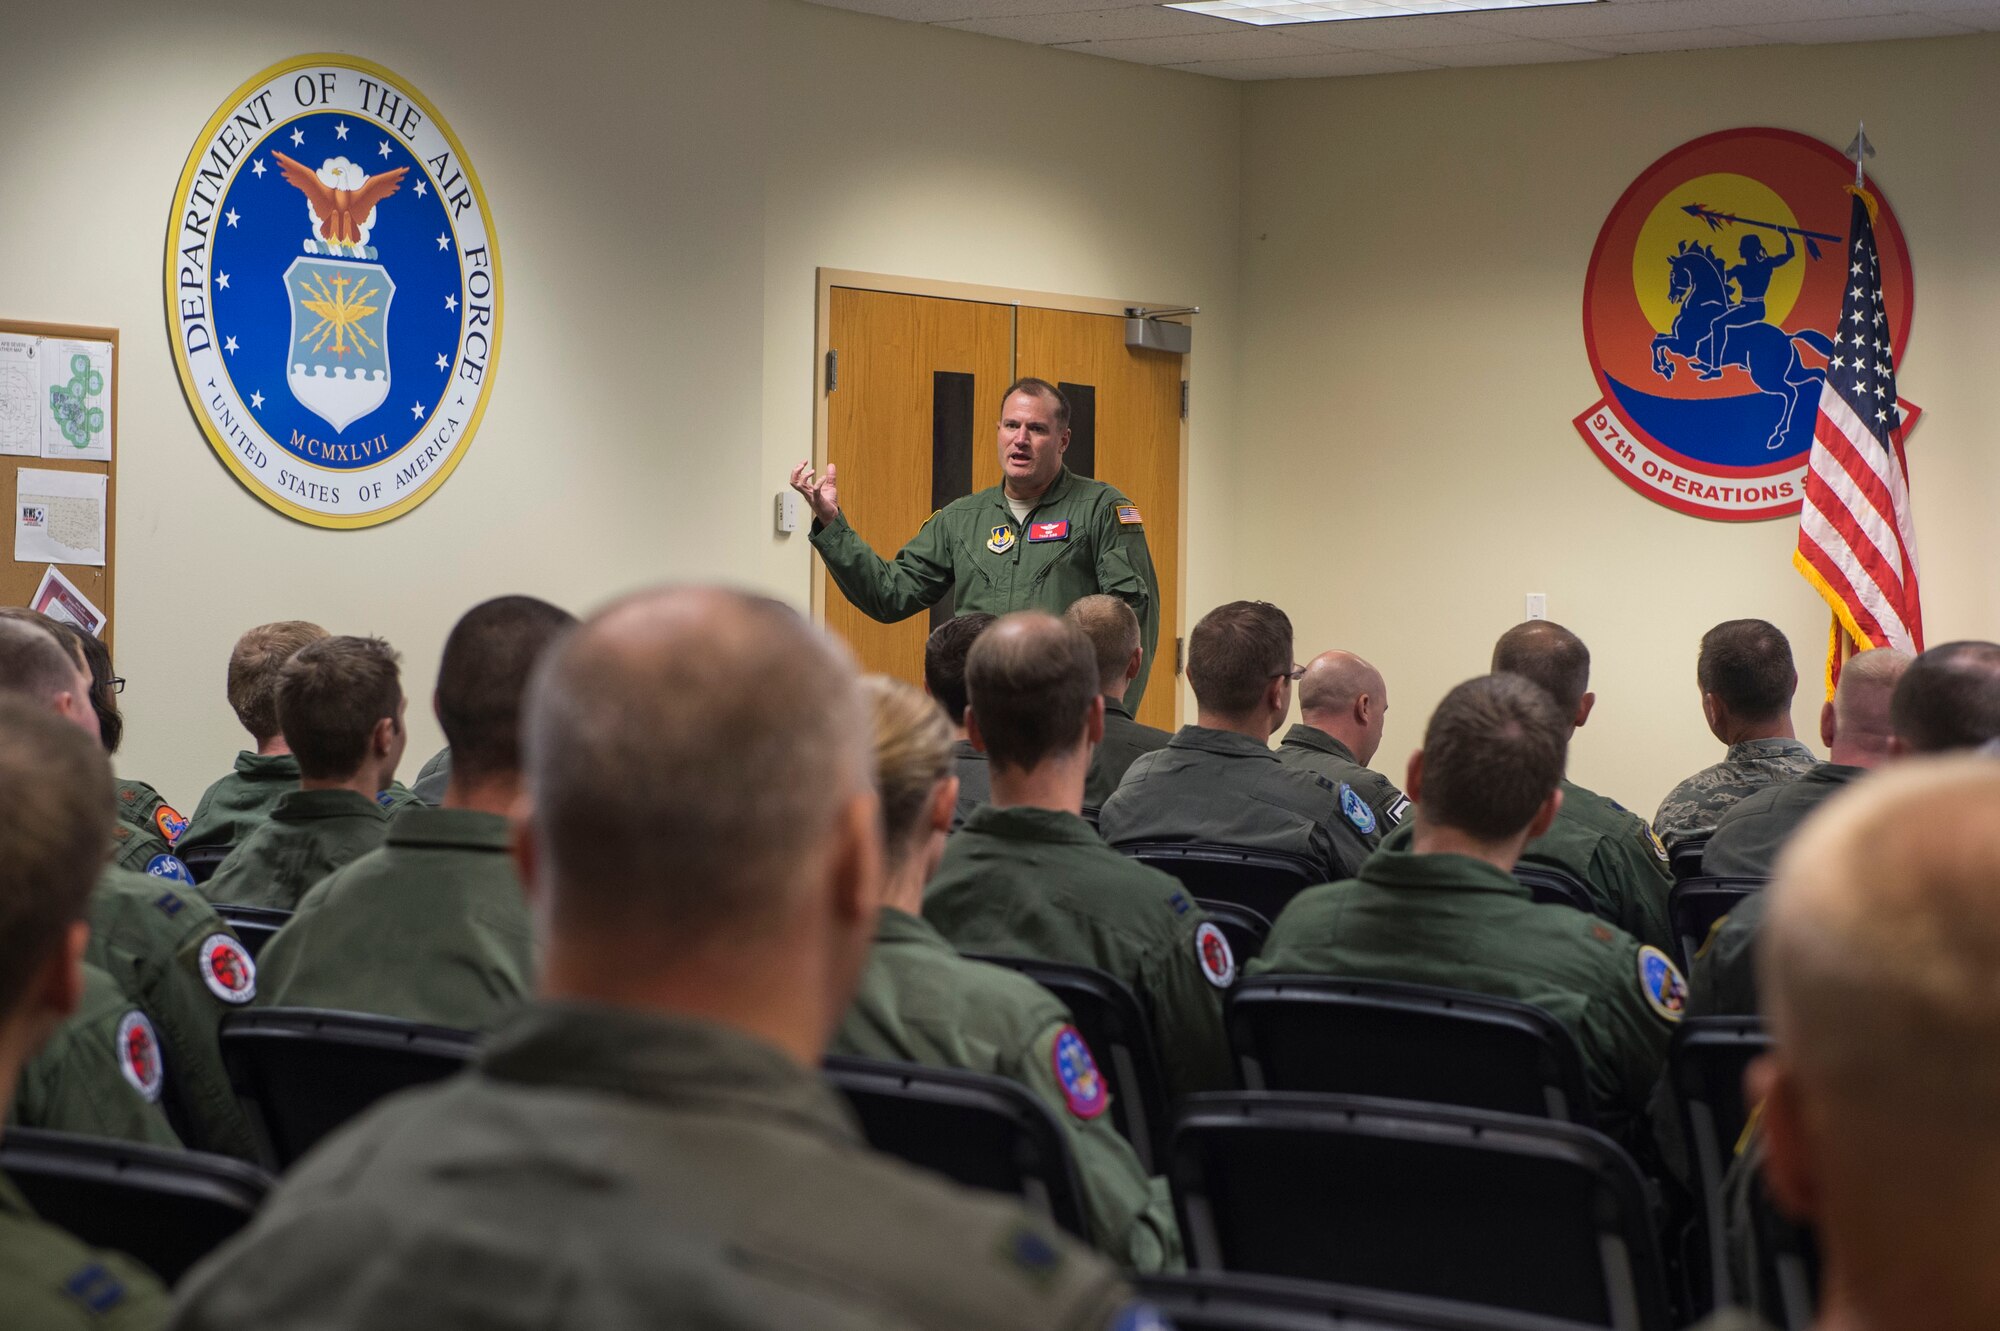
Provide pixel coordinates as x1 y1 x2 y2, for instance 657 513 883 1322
1172 1092 1671 1331
220 1007 478 1170
1230 976 1595 1127
823 1055 1088 1239
0 1128 272 1284
1667 878 1764 974
1137 1271 1589 1331
1509 863 1601 918
966 952 1173 1173
180 844 233 886
1118 842 1322 922
1193 898 1274 969
1670 1017 1770 1315
1668 838 1710 883
212 903 293 960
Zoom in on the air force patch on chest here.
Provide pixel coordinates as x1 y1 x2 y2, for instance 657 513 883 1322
167 56 501 528
986 525 1016 554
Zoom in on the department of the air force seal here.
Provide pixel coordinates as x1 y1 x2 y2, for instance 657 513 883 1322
1576 129 1915 522
166 55 501 528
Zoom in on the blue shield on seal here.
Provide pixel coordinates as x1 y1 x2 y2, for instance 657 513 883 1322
284 254 394 433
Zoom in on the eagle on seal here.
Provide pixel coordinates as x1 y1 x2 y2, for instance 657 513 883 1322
273 152 410 249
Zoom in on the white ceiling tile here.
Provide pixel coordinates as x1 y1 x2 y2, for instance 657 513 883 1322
938 7 1244 41
1052 28 1332 61
1733 11 1980 40
1412 36 1612 62
1170 48 1445 74
1563 24 1783 51
1458 0 1903 37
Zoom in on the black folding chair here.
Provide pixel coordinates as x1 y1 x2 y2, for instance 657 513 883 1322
1668 838 1710 883
967 952 1173 1172
211 903 293 960
1138 1271 1591 1331
0 1128 272 1285
1193 898 1273 968
219 1008 478 1170
1117 842 1322 923
1510 862 1602 918
823 1055 1087 1239
1228 976 1595 1127
179 844 232 885
1669 1018 1770 1316
1172 1093 1672 1331
1668 878 1764 975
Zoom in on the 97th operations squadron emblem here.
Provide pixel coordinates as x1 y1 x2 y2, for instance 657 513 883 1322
167 55 501 527
1575 129 1915 522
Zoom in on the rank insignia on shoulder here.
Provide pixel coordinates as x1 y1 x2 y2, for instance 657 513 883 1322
116 1010 164 1102
152 891 184 918
1637 944 1687 1023
1000 1224 1064 1286
62 1263 129 1316
1108 1304 1172 1331
1339 783 1378 835
1195 920 1237 989
1167 890 1191 915
1052 1025 1108 1120
986 524 1016 555
1385 794 1412 825
155 805 188 844
146 854 195 886
1115 504 1143 526
199 933 258 1005
1027 519 1069 543
376 790 397 809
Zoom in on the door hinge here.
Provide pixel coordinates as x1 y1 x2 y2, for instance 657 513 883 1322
1180 380 1188 419
825 349 839 394
1175 636 1186 676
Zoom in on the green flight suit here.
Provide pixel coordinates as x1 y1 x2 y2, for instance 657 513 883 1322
1274 723 1410 848
410 746 452 805
811 466 1161 709
257 807 532 1031
1250 848 1684 1145
1084 699 1170 814
1523 780 1676 954
0 1169 169 1329
952 739 992 831
1702 762 1862 879
924 805 1233 1101
87 867 259 1159
1098 726 1372 883
108 818 186 885
1690 887 1768 1019
179 753 300 855
1652 738 1817 849
168 1003 1138 1331
11 963 181 1151
836 907 1182 1272
115 779 188 851
1687 1312 1775 1331
200 788 392 911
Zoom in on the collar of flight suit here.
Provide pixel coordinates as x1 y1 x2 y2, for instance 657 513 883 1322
1278 723 1358 765
872 905 955 951
1800 761 1868 787
232 750 302 781
1360 847 1535 900
270 787 390 823
1103 696 1136 722
1166 725 1281 762
983 466 1077 525
479 1001 861 1144
958 803 1101 847
384 805 511 853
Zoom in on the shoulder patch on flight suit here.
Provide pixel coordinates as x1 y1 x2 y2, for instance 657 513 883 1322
116 1010 165 1101
198 934 258 1005
1339 783 1377 835
145 854 195 886
1115 505 1143 527
1195 921 1237 989
999 1223 1066 1287
1051 1026 1108 1120
62 1263 131 1315
1645 826 1670 862
1108 1303 1172 1331
1385 794 1412 825
986 525 1016 555
155 805 188 844
1637 945 1687 1023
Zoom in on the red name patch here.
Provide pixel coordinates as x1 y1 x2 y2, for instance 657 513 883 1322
1027 520 1069 543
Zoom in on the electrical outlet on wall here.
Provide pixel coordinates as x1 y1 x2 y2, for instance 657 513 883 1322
1525 593 1547 621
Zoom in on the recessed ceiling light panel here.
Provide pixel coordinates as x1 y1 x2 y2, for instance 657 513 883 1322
1164 0 1598 25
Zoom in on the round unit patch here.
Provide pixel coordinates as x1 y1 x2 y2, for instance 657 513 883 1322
1195 921 1237 989
1637 945 1688 1023
1339 783 1378 836
116 1010 165 1102
199 933 259 1005
155 806 189 844
166 55 502 528
1051 1025 1108 1120
146 854 196 886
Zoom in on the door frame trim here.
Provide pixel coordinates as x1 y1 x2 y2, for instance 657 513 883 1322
811 268 1193 718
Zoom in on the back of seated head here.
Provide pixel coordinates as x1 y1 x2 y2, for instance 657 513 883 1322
0 616 85 710
1491 619 1591 717
436 596 576 784
1186 599 1292 717
1699 618 1797 720
522 585 872 949
965 612 1098 772
1417 673 1568 841
62 624 121 753
863 674 954 860
227 620 328 745
277 635 403 781
1064 594 1140 694
0 696 112 1018
923 612 996 727
1827 646 1910 762
1890 640 2000 754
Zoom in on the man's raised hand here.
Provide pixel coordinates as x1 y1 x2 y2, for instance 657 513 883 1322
789 461 840 524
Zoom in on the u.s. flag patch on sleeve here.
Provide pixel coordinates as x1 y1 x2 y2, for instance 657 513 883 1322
1116 505 1143 526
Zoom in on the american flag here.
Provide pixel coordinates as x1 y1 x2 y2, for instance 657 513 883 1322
1794 188 1923 668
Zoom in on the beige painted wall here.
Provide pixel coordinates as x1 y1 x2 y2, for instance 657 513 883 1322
0 0 1242 808
1238 34 2000 819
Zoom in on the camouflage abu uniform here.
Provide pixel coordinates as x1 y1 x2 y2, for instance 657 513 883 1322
1652 738 1817 849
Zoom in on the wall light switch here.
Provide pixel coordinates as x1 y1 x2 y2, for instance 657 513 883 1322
775 490 800 534
1525 593 1547 621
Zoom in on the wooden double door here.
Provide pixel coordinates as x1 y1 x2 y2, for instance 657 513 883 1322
820 287 1184 731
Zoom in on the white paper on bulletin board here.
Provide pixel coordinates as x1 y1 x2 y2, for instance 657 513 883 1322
0 335 38 457
15 467 107 566
39 339 112 462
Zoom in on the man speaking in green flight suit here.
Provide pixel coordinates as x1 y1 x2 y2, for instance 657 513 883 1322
792 377 1163 709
